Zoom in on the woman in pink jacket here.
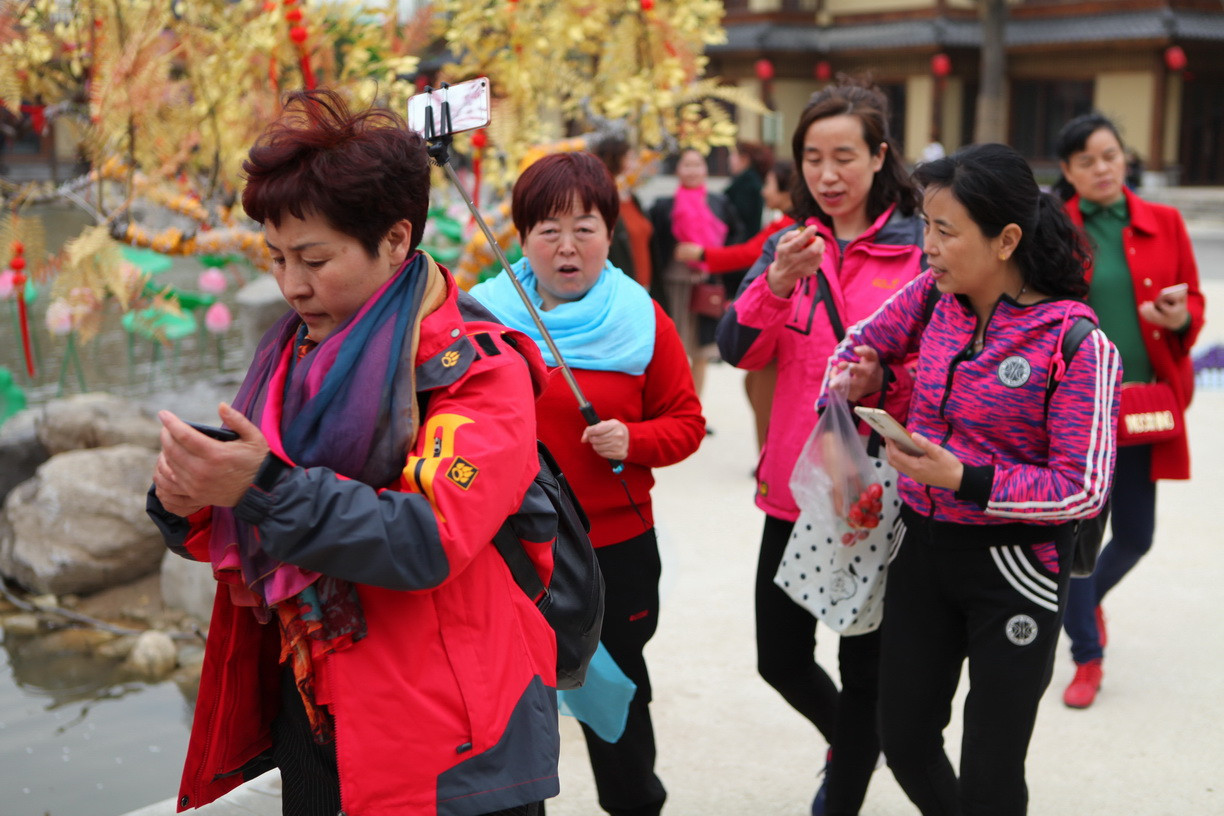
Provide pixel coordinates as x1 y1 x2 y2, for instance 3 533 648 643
716 78 924 816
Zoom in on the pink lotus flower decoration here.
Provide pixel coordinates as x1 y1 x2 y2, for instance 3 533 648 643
198 268 229 294
45 299 74 335
204 302 232 334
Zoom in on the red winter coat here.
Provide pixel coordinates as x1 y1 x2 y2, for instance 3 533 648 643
1065 187 1205 480
150 273 560 815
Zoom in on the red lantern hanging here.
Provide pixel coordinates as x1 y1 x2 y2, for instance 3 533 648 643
8 241 34 377
754 58 775 82
815 60 832 81
640 0 654 10
931 53 951 78
1164 45 1187 72
285 7 302 22
289 25 308 44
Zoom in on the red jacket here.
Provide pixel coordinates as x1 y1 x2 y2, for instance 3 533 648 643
152 274 560 815
1065 188 1205 480
704 214 797 275
535 300 705 547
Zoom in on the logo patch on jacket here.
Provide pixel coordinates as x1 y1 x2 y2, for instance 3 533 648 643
997 355 1031 388
447 457 478 489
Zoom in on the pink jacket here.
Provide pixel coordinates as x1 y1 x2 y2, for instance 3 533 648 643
717 206 925 521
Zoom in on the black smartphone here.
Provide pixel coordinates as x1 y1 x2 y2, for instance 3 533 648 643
186 421 239 442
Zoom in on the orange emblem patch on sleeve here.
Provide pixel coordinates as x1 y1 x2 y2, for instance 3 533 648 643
446 457 478 489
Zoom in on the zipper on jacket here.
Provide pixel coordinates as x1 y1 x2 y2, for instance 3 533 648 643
926 308 987 520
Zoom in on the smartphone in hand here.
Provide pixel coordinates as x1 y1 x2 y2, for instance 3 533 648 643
853 406 924 457
1158 282 1188 300
186 421 239 442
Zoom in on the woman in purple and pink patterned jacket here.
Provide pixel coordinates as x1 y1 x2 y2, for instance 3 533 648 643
833 143 1121 816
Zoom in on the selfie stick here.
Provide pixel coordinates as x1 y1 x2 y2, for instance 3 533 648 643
421 86 623 473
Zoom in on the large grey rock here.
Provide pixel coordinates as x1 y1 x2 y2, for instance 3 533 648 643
0 408 50 505
37 393 161 454
0 444 163 595
235 274 289 354
159 549 216 624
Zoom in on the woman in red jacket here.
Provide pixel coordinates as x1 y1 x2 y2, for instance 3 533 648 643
1053 112 1206 709
676 157 796 452
148 90 559 816
471 151 706 816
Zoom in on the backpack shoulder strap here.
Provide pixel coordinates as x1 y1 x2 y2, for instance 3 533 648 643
920 279 941 324
815 271 845 342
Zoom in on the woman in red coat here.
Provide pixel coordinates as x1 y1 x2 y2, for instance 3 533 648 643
675 157 797 452
1054 112 1206 709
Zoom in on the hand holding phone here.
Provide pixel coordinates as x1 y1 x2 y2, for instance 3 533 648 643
853 406 924 457
1158 282 1189 299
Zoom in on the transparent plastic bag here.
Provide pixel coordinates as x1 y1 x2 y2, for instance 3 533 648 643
789 382 886 543
781 382 903 634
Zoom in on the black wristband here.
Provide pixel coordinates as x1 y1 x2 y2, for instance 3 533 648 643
252 452 291 493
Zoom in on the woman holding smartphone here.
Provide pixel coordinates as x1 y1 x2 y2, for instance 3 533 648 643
1053 112 1205 709
833 143 1121 815
716 77 924 816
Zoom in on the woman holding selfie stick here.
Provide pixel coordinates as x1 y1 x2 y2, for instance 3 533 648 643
472 151 705 816
716 78 924 816
1052 112 1205 709
833 143 1121 815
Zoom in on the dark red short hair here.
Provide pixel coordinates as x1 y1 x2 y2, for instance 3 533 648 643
241 89 430 258
511 151 619 239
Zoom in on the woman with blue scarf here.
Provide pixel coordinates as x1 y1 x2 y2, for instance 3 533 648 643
471 151 705 816
147 90 559 816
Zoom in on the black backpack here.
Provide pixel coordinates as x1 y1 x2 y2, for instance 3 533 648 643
493 441 605 689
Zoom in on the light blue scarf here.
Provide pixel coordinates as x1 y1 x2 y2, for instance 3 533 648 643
469 258 655 375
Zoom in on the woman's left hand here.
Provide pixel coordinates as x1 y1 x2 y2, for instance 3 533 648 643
1138 287 1191 331
581 419 630 462
884 432 964 491
155 403 270 510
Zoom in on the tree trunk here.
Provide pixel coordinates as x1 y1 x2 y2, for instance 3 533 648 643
975 0 1008 143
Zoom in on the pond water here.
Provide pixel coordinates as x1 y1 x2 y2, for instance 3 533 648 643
0 631 193 816
1 203 255 815
2 203 254 408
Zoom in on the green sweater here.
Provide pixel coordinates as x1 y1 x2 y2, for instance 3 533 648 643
1082 197 1152 383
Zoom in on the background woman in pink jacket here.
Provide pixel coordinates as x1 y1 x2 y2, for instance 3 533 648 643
716 78 924 816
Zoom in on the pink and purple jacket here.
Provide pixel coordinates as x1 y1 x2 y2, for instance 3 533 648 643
716 205 925 521
830 273 1121 528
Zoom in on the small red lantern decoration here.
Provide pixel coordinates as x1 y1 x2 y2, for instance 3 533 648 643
931 53 951 78
285 7 302 22
815 60 832 81
640 0 654 10
471 130 488 150
289 25 308 44
1164 45 1187 72
755 58 775 82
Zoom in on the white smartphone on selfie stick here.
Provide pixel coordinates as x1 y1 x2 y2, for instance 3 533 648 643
853 406 924 456
406 77 491 138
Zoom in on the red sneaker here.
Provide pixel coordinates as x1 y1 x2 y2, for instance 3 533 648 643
1095 605 1108 649
1063 659 1104 709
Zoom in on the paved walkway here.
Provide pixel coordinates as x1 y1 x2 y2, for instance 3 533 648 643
125 280 1224 816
